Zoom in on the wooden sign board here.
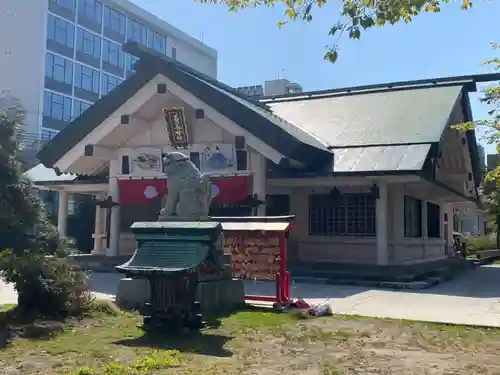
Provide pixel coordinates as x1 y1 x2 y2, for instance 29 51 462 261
162 107 189 149
224 232 281 281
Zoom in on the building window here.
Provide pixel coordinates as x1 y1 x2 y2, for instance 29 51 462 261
103 6 126 39
74 64 100 94
45 53 73 85
41 129 59 140
126 54 140 76
147 30 167 55
101 73 122 96
67 193 78 216
76 28 101 60
127 18 147 45
39 190 58 217
78 0 102 25
43 91 72 121
308 193 376 236
404 196 422 237
73 99 92 118
50 0 76 10
47 14 74 48
102 39 124 68
427 202 441 238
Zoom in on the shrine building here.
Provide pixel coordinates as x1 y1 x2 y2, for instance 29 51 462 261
29 42 497 266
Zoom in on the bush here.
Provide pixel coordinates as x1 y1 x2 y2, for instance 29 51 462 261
0 97 92 317
0 250 94 317
469 235 498 252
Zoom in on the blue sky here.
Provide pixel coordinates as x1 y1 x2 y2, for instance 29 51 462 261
133 0 498 153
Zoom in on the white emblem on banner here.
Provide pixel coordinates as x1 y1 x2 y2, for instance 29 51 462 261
144 185 158 199
211 184 220 198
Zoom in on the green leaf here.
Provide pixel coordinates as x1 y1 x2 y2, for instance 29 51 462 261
329 23 342 36
359 17 375 29
349 27 361 39
324 49 338 63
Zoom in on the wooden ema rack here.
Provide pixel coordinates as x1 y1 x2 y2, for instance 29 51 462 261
215 216 294 304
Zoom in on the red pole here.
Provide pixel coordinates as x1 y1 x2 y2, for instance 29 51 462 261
275 272 281 303
285 271 290 300
279 231 287 302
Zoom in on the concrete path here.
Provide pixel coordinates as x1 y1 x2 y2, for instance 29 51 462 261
2 265 500 327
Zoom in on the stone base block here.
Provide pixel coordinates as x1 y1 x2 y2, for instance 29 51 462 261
196 279 245 310
115 277 245 311
115 278 150 310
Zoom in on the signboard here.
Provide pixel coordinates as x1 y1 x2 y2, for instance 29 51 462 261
224 233 281 281
162 107 189 149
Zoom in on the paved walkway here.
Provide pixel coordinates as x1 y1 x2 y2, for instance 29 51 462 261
2 265 500 327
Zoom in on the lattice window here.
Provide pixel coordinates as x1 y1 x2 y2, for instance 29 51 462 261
427 202 441 238
404 195 422 237
309 193 376 237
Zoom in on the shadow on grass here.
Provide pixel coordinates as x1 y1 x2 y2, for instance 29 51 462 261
114 331 233 357
113 304 281 357
0 307 69 349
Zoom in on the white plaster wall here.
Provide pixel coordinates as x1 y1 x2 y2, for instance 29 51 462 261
113 109 237 180
0 0 48 136
276 182 450 265
283 184 379 264
126 97 234 149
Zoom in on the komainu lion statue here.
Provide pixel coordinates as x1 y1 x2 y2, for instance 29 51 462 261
158 151 212 221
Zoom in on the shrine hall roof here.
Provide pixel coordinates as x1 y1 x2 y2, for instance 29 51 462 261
37 41 499 181
37 42 333 171
261 73 500 183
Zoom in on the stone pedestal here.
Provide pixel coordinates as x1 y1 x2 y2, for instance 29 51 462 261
196 279 245 310
115 277 245 311
114 222 246 317
115 278 150 309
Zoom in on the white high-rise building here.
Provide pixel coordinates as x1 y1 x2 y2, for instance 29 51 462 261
0 0 217 140
236 79 303 98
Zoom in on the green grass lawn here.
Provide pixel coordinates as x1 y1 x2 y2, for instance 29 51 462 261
1 301 500 375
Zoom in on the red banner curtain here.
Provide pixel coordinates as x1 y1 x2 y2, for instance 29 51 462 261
210 175 250 205
117 175 251 205
117 179 168 204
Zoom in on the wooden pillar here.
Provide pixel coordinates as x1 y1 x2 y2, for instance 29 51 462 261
251 151 266 216
92 205 106 254
57 190 68 237
376 182 388 265
107 177 121 257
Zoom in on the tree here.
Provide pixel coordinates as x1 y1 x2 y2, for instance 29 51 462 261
0 98 92 316
196 0 473 62
453 45 500 220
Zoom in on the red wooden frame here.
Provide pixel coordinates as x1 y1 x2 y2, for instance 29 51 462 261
222 221 292 304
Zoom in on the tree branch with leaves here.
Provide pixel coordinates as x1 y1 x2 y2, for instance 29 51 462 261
195 0 473 62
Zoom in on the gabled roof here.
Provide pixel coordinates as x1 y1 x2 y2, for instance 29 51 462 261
263 73 500 179
265 84 464 147
37 42 332 170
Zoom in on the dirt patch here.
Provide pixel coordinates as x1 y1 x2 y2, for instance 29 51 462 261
1 307 500 374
